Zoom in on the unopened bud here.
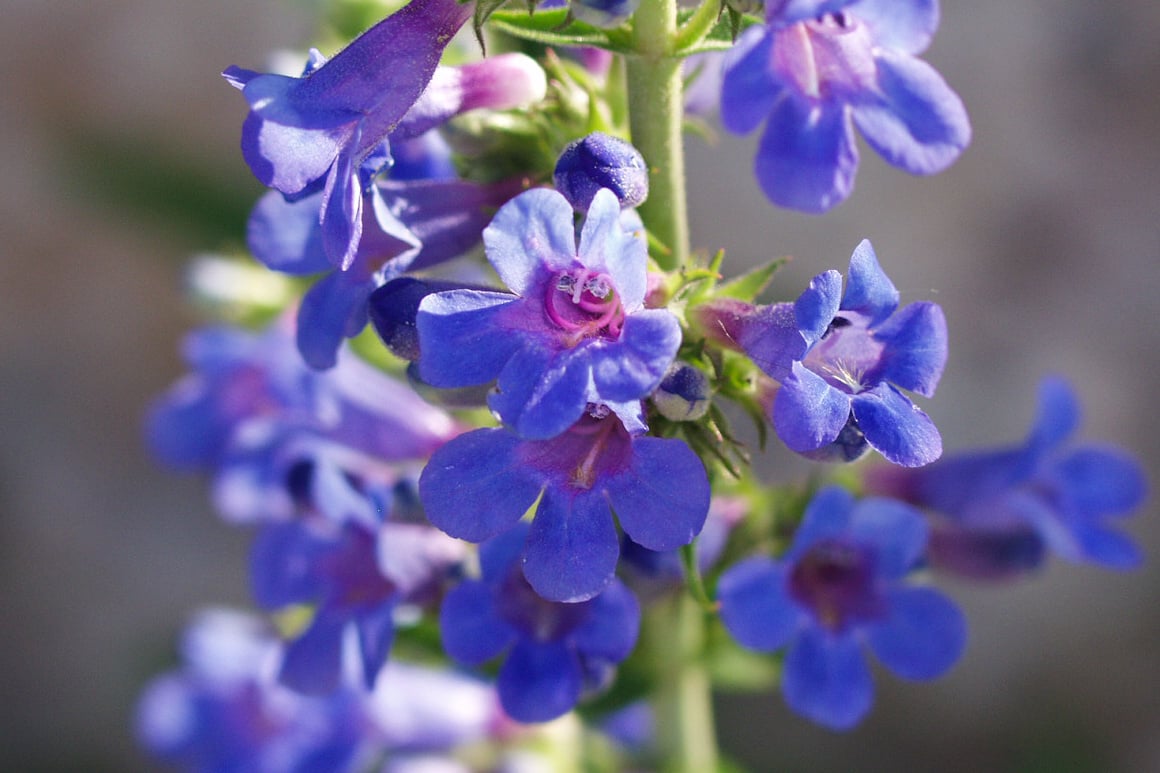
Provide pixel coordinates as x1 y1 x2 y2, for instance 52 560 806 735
554 132 649 211
653 363 713 421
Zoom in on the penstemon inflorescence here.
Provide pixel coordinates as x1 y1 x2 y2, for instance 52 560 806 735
136 0 1147 770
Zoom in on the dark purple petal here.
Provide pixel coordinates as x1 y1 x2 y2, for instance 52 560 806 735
588 310 682 404
733 302 804 381
491 344 591 441
522 490 619 602
927 524 1046 580
847 497 928 579
867 587 966 680
782 628 873 730
578 189 648 310
247 191 331 275
571 580 641 661
440 580 518 665
419 428 543 543
852 384 942 467
754 94 858 213
794 270 843 345
773 362 852 453
870 301 947 397
717 558 804 651
850 0 940 55
497 640 582 722
416 290 522 387
483 188 578 297
852 50 970 176
721 27 782 135
296 270 375 370
355 604 396 688
1052 446 1148 516
278 612 345 695
604 437 710 551
320 147 364 269
840 239 899 326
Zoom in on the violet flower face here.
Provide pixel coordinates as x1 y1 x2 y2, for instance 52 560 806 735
721 0 970 212
717 486 966 730
869 377 1147 578
699 240 947 466
439 525 641 723
417 187 682 440
223 0 472 268
419 409 710 602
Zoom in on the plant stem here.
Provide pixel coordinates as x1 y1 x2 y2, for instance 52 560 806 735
646 592 719 773
626 0 689 271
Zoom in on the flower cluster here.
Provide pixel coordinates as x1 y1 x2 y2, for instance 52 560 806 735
135 0 1147 770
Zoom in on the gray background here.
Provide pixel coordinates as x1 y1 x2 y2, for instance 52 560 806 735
1 0 1157 770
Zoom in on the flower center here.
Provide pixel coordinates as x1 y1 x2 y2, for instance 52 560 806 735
788 538 882 631
773 11 876 100
802 312 884 394
544 269 626 346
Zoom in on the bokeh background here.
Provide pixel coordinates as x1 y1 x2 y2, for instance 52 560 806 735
1 0 1157 770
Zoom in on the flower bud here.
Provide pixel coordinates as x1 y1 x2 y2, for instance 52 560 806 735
368 277 464 361
554 132 649 211
653 363 713 421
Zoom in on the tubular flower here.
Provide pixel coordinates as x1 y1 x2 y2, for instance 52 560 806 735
717 486 967 730
721 0 970 212
416 187 682 440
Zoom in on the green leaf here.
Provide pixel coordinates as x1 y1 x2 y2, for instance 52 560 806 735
716 256 789 301
487 8 617 49
676 8 762 56
473 0 512 52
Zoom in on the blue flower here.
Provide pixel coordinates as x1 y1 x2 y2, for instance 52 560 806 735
695 239 947 466
554 132 649 212
439 525 641 723
721 0 970 212
416 187 682 440
869 377 1148 578
146 321 458 523
716 486 966 730
419 409 710 602
223 0 473 268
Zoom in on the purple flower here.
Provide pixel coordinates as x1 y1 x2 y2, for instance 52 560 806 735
869 377 1148 578
721 0 970 212
146 321 458 523
417 187 682 440
717 486 967 730
419 409 710 602
440 525 641 722
696 239 947 466
223 0 473 268
554 133 649 212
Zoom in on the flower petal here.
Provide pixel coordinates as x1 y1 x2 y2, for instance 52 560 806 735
278 612 345 695
440 580 518 665
419 428 543 542
522 489 619 602
782 628 873 730
717 558 804 651
754 95 858 213
1026 376 1080 453
794 270 843 345
786 485 855 559
852 50 970 176
852 384 942 467
491 344 591 441
847 497 928 579
850 0 940 55
355 603 396 688
840 239 899 326
720 27 782 136
416 290 522 387
604 437 710 551
1052 446 1148 516
579 188 648 310
247 190 331 275
588 310 682 405
296 270 375 370
870 301 947 397
498 640 582 723
483 188 578 297
571 580 641 661
867 587 966 680
773 362 852 453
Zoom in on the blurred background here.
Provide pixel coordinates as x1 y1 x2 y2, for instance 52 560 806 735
1 0 1157 770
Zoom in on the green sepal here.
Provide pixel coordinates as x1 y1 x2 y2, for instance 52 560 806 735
716 255 789 302
675 8 762 56
487 9 625 51
472 0 512 52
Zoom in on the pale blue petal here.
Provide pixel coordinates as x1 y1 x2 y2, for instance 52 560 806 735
850 0 940 55
1026 376 1080 453
773 362 852 453
794 270 843 344
867 587 966 679
1052 446 1147 516
588 310 682 404
841 239 899 325
415 290 522 387
247 190 330 275
578 189 648 310
483 188 578 297
721 27 781 135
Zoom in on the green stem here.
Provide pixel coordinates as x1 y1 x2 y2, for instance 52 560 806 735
674 0 723 54
646 592 719 773
626 0 689 271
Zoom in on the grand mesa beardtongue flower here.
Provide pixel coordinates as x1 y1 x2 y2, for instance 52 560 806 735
223 0 473 269
721 0 971 212
416 187 682 440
